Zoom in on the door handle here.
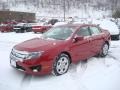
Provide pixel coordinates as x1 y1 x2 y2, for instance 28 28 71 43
84 36 92 42
85 38 92 42
88 38 92 42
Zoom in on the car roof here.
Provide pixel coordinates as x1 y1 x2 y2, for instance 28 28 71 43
57 23 97 28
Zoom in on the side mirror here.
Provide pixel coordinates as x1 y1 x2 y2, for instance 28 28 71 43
74 36 84 42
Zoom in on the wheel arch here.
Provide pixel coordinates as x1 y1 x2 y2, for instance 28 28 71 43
60 51 72 64
105 41 110 48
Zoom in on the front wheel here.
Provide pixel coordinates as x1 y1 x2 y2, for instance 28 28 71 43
99 43 109 57
52 54 70 76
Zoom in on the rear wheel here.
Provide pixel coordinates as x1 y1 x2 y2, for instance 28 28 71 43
53 54 70 76
99 43 109 57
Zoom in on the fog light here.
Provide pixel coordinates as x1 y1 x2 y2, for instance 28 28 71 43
30 65 41 72
33 69 38 72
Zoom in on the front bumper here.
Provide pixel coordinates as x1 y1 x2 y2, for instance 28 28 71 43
10 58 53 75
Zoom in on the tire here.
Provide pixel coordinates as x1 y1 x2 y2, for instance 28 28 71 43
26 29 30 32
28 28 32 32
21 30 24 33
15 30 19 33
99 43 109 57
42 31 44 33
53 54 70 76
24 30 26 33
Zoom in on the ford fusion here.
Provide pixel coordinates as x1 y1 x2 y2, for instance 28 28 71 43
10 24 111 76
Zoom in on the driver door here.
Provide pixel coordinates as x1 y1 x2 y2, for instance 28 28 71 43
70 26 92 63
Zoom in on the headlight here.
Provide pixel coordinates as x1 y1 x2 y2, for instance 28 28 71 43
11 48 44 60
25 51 44 59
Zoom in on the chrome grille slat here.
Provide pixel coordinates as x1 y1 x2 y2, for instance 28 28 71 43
10 49 28 61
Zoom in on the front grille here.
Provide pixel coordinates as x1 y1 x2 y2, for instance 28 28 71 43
10 49 28 61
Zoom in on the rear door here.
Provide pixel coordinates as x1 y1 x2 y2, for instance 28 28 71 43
89 26 104 55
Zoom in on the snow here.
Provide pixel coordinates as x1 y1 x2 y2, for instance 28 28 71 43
92 19 120 35
8 1 111 20
53 22 68 27
0 32 120 90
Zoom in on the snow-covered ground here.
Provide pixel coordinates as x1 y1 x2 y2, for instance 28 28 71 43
0 32 120 90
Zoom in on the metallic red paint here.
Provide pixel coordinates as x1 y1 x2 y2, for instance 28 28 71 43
0 24 13 32
10 24 111 75
32 25 52 33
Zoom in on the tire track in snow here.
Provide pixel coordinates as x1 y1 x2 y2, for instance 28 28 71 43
20 74 32 88
69 60 88 78
101 52 120 68
107 53 120 63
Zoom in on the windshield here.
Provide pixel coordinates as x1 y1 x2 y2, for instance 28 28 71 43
43 26 74 40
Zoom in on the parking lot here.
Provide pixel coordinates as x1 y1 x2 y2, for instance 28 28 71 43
0 32 120 90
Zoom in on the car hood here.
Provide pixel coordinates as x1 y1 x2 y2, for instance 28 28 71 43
14 38 65 52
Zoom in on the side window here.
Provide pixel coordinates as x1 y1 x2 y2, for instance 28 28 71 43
90 26 101 35
76 26 90 36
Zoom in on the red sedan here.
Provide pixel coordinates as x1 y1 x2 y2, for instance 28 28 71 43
0 23 13 32
32 23 52 33
10 24 111 76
